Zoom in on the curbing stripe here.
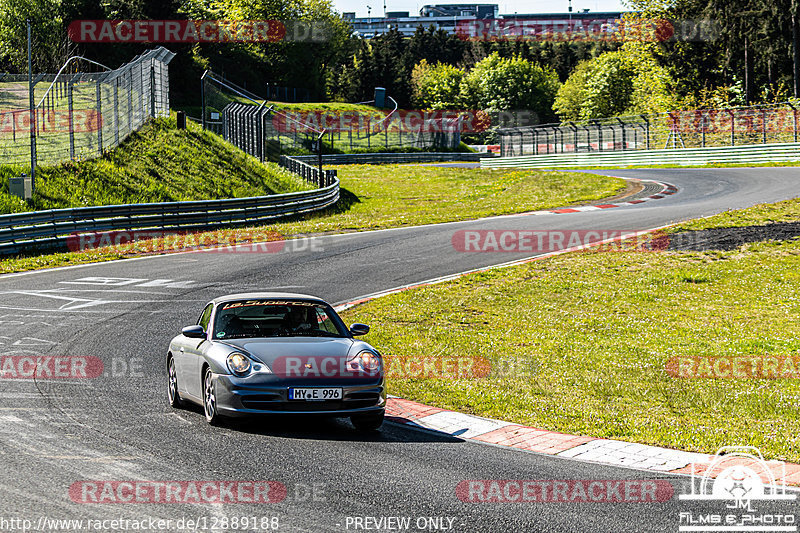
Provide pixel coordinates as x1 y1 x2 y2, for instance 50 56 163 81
385 398 800 487
514 179 675 216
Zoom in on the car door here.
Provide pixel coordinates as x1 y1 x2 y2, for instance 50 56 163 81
181 303 213 399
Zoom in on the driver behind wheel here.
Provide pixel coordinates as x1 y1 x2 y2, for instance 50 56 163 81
284 306 312 333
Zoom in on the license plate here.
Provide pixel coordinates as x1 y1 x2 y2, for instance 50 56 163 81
288 388 342 401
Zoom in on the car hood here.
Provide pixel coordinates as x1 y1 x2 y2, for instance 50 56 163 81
217 337 355 367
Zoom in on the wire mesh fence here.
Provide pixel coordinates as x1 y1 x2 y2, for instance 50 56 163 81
0 47 174 168
201 70 462 158
499 103 800 158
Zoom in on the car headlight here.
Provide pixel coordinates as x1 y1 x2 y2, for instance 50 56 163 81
226 352 252 376
346 350 382 374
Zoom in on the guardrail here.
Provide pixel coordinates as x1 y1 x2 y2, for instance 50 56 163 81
290 152 488 165
279 155 337 186
481 142 800 169
0 179 339 256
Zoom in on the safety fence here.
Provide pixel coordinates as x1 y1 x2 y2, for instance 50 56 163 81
278 155 337 187
0 47 174 168
290 152 486 165
0 177 339 256
481 142 800 169
499 102 800 158
201 70 461 157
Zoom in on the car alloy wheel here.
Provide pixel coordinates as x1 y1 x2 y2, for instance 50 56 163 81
167 357 183 408
203 368 221 425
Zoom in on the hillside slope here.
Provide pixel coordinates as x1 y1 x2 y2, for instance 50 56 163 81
0 116 311 214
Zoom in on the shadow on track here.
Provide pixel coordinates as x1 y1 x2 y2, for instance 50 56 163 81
173 404 464 444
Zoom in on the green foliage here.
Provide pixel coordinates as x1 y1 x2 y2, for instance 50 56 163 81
552 60 593 121
460 53 560 120
554 48 678 120
0 0 70 71
410 59 465 109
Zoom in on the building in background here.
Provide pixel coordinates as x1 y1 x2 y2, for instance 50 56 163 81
346 3 626 39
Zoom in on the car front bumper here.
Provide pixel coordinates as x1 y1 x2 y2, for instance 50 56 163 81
211 372 386 417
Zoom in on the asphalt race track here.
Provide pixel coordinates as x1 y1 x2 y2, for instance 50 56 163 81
1 168 799 532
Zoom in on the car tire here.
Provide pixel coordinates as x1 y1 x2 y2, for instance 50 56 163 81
351 410 384 431
167 356 184 408
203 367 222 426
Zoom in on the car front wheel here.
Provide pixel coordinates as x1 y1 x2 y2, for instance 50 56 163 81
167 356 183 408
203 367 222 425
351 410 384 431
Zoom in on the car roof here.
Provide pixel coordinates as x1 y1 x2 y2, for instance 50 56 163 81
211 292 328 305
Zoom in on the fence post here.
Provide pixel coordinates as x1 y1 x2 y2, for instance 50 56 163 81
762 109 767 144
201 71 207 130
149 62 156 118
729 110 735 146
571 122 577 152
113 77 119 146
139 60 145 127
68 80 75 159
642 115 650 150
127 67 133 135
96 78 103 155
701 115 706 147
610 123 616 150
596 121 603 151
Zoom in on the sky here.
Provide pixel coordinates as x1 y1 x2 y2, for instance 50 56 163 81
333 0 628 18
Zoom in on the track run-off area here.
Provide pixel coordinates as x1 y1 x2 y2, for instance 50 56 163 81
1 167 799 532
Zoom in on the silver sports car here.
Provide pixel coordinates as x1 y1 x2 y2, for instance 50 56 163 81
167 292 386 430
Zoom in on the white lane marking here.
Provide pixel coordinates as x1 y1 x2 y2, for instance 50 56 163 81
61 277 196 289
11 337 56 346
47 288 174 295
61 277 146 286
2 290 115 310
0 289 205 313
136 279 196 289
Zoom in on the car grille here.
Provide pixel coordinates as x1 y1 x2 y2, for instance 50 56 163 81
241 393 380 411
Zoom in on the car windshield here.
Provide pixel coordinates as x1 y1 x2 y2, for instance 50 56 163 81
212 300 348 339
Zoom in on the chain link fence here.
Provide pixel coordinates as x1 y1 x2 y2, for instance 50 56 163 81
499 103 800 158
201 70 461 158
0 47 174 168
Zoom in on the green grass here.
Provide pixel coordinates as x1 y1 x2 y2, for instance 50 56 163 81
0 115 311 214
340 203 800 462
269 102 379 114
257 165 624 235
668 196 800 233
0 166 624 273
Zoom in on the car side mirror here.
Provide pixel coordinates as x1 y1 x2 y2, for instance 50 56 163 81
182 325 206 339
350 323 370 336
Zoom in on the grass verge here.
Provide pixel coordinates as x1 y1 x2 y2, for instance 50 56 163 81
340 202 800 462
0 166 624 274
